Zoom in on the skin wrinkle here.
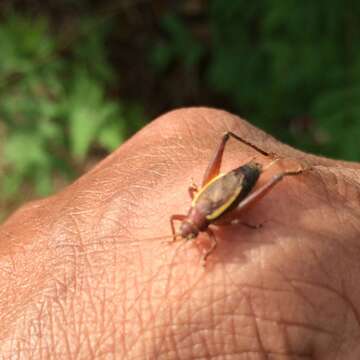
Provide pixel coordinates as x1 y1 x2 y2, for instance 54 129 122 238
214 295 262 354
155 328 214 360
333 173 358 201
127 136 185 176
289 278 360 333
222 241 340 355
31 303 45 356
331 302 352 360
339 284 360 335
91 299 118 357
183 110 199 144
176 349 313 360
166 286 214 328
170 278 232 348
211 287 265 354
307 236 340 283
308 226 359 264
232 282 322 326
174 331 249 360
57 315 75 358
197 328 213 359
162 326 182 360
120 266 180 356
146 269 207 357
245 294 267 360
317 168 360 212
272 264 322 312
226 293 333 345
276 269 350 320
306 245 333 285
154 250 190 358
272 201 357 272
47 217 120 358
282 321 299 359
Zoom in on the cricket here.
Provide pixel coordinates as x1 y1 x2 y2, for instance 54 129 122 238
170 131 306 265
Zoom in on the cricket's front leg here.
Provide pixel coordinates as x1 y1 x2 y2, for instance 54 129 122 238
170 214 186 242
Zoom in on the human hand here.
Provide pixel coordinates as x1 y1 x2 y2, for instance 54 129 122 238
1 108 360 358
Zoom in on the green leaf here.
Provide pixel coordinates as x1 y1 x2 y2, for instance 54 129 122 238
66 71 122 160
98 122 125 151
34 167 53 195
4 132 48 172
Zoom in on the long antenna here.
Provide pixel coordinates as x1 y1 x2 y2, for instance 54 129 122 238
225 131 270 157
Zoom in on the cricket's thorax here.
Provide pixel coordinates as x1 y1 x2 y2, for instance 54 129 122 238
179 207 207 239
192 162 262 221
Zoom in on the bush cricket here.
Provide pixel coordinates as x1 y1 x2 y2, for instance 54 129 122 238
170 131 306 265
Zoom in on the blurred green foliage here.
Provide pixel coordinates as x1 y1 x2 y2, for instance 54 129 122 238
0 14 144 205
151 1 360 161
1 1 359 219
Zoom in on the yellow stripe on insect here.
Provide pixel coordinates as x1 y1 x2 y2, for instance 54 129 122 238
191 172 242 221
191 173 226 206
206 186 241 220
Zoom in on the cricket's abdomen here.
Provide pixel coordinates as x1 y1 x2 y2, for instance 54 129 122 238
193 162 262 221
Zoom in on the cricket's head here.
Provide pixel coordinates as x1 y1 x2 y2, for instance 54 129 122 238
179 220 199 240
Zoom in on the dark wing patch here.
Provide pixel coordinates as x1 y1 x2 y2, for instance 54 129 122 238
194 163 261 220
195 170 245 218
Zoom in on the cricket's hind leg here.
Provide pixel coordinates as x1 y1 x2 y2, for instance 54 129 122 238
201 131 272 187
226 158 308 219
